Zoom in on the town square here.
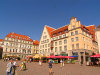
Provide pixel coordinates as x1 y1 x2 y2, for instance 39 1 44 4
0 0 100 75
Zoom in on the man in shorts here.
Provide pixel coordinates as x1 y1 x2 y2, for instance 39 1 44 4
48 60 53 75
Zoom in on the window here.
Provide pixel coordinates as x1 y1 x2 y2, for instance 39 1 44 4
64 30 68 33
43 45 44 48
11 39 13 41
6 43 8 46
6 48 7 52
59 46 62 51
64 46 67 51
55 42 57 46
75 31 78 35
82 31 84 35
48 44 50 47
71 32 74 36
72 25 75 29
83 37 85 41
90 40 91 44
34 46 35 48
19 50 21 52
58 32 62 35
34 50 35 53
15 36 18 38
10 49 12 52
45 49 47 53
48 49 50 53
87 45 89 50
13 49 14 52
59 41 62 45
20 37 22 39
20 40 22 42
76 43 79 49
47 39 49 42
16 49 17 52
10 43 12 46
11 35 13 37
55 47 57 52
75 37 79 41
71 44 74 50
52 38 54 41
84 44 86 49
44 32 46 34
59 36 62 39
71 38 74 42
45 44 47 48
64 40 67 44
63 34 66 38
24 38 26 40
87 39 88 43
56 37 58 40
51 49 53 53
53 34 56 36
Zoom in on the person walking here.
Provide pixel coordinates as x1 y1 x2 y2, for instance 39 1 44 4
81 60 83 66
6 58 8 62
63 59 65 67
39 60 42 66
60 59 63 68
30 58 31 63
12 59 19 75
6 59 13 75
48 60 54 75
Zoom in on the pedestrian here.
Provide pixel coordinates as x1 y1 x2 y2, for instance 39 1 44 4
20 60 23 71
6 58 8 62
27 59 28 63
39 60 42 66
63 59 65 67
6 59 13 75
81 60 83 66
12 59 19 75
23 60 26 70
30 58 31 63
48 60 54 75
4 58 5 62
60 59 63 68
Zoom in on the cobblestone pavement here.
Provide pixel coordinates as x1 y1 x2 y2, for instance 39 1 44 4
0 60 100 75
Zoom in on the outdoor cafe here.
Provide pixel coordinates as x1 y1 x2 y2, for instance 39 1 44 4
47 55 75 64
87 54 100 66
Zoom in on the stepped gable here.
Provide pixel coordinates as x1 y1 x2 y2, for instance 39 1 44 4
46 26 55 37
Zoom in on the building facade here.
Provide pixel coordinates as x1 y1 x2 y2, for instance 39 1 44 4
94 25 100 53
3 32 33 58
39 17 98 62
33 40 39 58
0 39 3 47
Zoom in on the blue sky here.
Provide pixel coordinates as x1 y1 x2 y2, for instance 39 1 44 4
0 0 100 41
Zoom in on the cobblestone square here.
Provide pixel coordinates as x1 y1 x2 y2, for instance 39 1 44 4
0 60 100 75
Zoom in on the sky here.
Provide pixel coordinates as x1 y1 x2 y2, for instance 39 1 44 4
0 0 100 41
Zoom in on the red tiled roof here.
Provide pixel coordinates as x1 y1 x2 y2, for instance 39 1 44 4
97 25 100 28
33 40 39 45
0 39 3 42
51 25 68 37
86 25 95 41
0 46 3 49
6 32 33 42
46 26 55 37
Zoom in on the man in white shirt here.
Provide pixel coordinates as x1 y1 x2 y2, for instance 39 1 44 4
12 60 18 75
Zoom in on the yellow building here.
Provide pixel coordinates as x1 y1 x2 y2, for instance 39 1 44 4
3 32 33 58
39 17 98 62
33 40 39 58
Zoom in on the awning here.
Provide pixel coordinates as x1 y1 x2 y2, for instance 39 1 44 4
70 55 78 57
90 54 100 58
